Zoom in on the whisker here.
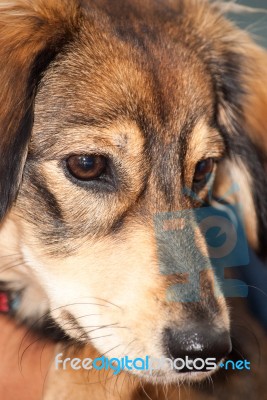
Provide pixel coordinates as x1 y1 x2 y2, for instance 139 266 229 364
100 343 122 358
76 296 123 311
0 261 27 274
140 379 153 400
73 313 101 320
0 253 22 259
231 343 246 361
90 334 113 340
19 336 45 373
18 302 112 368
245 284 267 298
63 323 119 334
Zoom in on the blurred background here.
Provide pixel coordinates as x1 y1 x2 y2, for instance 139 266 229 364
229 0 267 48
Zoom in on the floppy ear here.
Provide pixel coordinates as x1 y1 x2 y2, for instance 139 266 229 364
242 43 267 157
208 24 267 257
235 43 267 255
0 0 80 222
176 1 267 255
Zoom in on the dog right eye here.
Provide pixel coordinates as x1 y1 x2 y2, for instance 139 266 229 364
66 155 107 181
193 158 214 184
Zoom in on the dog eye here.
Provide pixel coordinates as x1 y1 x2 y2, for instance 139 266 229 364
193 158 214 184
66 155 107 181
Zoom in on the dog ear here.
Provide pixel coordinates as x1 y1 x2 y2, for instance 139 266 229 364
241 44 267 156
181 1 267 255
0 0 80 222
234 43 267 256
206 18 267 256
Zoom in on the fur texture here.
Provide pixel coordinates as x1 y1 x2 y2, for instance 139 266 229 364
0 1 267 399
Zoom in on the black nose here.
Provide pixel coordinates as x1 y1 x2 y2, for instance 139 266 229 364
164 326 232 373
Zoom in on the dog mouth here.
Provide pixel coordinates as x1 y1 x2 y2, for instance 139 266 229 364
52 310 231 386
132 358 223 384
127 327 232 383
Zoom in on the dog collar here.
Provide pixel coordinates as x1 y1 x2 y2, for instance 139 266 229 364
0 292 9 313
0 290 21 315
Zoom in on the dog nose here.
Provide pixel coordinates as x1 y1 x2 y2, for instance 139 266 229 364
164 326 232 373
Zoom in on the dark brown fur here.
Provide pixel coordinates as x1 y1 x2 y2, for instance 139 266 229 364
0 1 267 399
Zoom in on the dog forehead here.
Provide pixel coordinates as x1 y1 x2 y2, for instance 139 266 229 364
30 0 215 163
36 21 213 138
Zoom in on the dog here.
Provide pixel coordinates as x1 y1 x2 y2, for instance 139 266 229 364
0 0 267 399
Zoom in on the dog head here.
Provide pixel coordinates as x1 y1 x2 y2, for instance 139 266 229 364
1 0 267 383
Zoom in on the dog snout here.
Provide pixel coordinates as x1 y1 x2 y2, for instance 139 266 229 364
164 326 232 373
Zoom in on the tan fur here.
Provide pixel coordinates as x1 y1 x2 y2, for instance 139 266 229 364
243 44 267 155
0 1 267 399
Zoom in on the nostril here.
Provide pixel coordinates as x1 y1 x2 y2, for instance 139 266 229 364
164 327 232 373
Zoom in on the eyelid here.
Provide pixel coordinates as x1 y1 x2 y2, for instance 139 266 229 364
192 159 219 195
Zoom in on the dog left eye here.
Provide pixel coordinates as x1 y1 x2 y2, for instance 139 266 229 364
193 158 214 184
66 155 107 181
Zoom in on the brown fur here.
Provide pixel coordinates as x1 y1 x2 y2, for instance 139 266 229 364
0 1 267 399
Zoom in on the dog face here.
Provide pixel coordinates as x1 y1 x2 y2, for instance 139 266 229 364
1 0 267 384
